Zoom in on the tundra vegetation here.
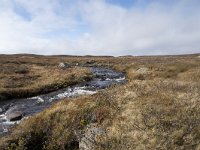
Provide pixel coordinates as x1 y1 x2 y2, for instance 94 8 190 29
0 54 200 149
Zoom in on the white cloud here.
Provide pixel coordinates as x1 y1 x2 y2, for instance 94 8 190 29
0 0 199 55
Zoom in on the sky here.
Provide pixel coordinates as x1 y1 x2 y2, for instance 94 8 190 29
0 0 199 56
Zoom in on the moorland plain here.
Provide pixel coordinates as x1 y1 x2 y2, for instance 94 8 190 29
0 54 200 149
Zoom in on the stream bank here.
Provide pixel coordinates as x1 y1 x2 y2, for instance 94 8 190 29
0 67 125 135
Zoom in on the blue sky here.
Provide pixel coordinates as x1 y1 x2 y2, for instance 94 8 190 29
107 0 135 8
13 0 32 21
0 0 199 55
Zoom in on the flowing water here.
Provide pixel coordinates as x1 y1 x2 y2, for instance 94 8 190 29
0 67 125 135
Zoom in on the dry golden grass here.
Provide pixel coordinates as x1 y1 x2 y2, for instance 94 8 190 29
106 80 200 149
0 55 92 101
0 54 200 149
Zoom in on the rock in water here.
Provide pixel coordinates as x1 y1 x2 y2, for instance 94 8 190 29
6 111 23 121
5 105 24 121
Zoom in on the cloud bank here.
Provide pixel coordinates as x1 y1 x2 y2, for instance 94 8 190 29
0 0 199 56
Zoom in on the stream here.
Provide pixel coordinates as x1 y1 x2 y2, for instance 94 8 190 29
0 67 125 135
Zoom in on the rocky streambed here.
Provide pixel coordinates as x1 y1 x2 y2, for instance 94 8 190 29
0 67 125 135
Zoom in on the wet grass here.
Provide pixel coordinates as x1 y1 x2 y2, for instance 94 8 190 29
0 54 200 149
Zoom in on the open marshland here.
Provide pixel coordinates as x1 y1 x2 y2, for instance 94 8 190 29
0 54 199 150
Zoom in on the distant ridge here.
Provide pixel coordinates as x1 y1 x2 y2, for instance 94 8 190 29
0 53 199 57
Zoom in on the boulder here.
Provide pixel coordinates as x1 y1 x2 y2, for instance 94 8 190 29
6 111 23 121
5 105 25 121
58 62 70 69
129 67 150 80
78 124 107 150
85 60 95 65
136 67 149 74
